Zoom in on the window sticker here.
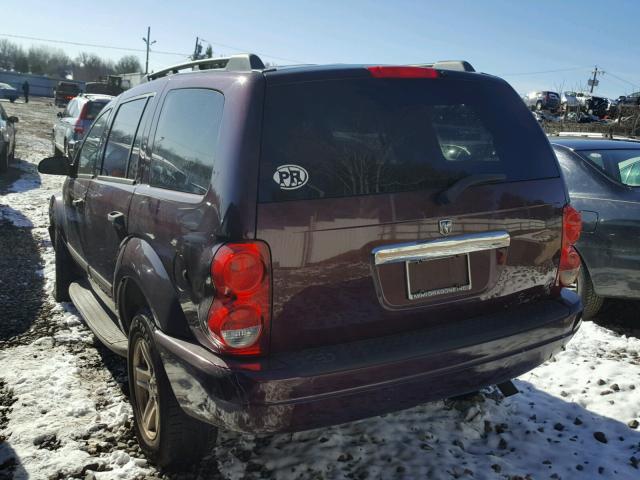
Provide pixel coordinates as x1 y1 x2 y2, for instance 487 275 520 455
273 164 309 190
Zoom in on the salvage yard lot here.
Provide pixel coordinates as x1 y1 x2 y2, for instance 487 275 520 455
1 98 640 480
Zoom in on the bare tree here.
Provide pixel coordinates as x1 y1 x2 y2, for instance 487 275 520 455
114 55 143 74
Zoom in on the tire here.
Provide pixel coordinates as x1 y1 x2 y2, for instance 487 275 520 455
128 310 217 469
53 229 75 302
536 101 543 111
576 266 604 320
0 146 8 173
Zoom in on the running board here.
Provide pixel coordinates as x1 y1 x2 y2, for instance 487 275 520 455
69 281 128 357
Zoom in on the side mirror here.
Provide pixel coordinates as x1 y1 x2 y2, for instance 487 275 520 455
56 112 64 118
38 155 71 176
8 116 18 123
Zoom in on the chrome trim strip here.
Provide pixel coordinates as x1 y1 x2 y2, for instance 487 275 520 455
373 230 510 266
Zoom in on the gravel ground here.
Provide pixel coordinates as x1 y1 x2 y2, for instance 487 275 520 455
0 98 639 480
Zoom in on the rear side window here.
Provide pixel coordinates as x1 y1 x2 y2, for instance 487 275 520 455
150 89 224 195
101 98 147 178
577 149 640 187
259 78 559 202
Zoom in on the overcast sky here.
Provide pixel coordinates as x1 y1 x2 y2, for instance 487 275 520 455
2 0 638 98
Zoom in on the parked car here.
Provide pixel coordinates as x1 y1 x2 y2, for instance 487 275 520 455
0 104 18 172
38 55 583 468
575 92 609 117
617 92 640 106
561 91 580 113
523 91 561 112
551 137 640 318
0 83 19 103
52 94 112 157
54 81 82 107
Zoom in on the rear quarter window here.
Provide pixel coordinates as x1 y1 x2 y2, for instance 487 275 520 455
149 88 224 195
259 77 559 202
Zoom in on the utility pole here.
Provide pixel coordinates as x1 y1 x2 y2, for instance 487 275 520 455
142 27 156 75
589 66 604 93
192 37 204 60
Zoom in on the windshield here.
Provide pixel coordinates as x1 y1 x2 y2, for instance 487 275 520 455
577 149 640 186
259 77 559 202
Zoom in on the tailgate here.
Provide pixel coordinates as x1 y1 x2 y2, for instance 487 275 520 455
257 71 565 353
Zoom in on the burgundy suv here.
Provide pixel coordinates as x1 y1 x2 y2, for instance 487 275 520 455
38 54 583 468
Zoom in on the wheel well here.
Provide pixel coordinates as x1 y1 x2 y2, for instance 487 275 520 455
119 278 150 334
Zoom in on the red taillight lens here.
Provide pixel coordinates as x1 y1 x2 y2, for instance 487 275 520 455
207 242 271 355
367 66 440 79
73 123 84 135
556 205 582 287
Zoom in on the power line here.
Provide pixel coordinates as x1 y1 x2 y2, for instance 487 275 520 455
203 39 305 64
0 32 305 64
605 71 639 90
499 66 591 77
0 33 189 56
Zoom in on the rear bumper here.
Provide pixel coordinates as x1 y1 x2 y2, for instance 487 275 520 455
155 289 582 434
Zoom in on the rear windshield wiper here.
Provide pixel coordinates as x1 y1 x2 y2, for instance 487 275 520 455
437 173 507 205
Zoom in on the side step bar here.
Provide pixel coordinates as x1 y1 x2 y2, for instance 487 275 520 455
69 281 128 357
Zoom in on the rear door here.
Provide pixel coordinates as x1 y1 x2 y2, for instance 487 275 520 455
257 71 567 353
82 95 153 294
63 108 111 264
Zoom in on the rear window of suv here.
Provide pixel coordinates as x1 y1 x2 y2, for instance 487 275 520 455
259 77 559 202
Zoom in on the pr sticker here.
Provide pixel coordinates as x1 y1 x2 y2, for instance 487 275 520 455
273 164 309 190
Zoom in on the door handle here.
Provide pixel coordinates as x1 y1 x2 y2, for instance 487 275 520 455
107 211 126 226
72 198 84 206
107 211 127 239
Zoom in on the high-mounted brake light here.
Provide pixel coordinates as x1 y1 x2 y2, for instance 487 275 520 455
207 242 271 355
367 66 440 79
556 205 582 287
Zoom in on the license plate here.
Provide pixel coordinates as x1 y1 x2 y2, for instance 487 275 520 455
406 254 471 300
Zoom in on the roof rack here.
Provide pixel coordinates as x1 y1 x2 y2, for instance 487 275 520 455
148 53 265 81
413 60 476 72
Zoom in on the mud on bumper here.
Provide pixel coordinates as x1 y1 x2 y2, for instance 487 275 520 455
155 289 582 434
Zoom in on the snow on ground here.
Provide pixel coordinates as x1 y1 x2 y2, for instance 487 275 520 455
0 98 639 480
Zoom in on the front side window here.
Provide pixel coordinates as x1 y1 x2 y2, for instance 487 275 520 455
101 98 147 178
77 109 110 175
577 149 640 186
150 89 224 194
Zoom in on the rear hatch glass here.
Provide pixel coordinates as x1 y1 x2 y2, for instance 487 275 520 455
85 101 108 120
259 77 558 201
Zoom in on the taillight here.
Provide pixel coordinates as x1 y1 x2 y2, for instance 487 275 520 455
367 66 440 79
207 242 271 355
74 103 88 136
556 205 582 287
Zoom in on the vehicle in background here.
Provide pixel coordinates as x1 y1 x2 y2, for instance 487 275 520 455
574 92 609 118
561 91 579 113
0 83 19 103
54 81 82 107
52 94 112 157
85 76 125 96
523 91 561 112
551 137 640 318
0 104 18 172
39 55 583 468
617 92 640 106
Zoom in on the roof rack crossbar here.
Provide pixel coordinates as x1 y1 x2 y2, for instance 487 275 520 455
413 60 476 72
148 53 265 81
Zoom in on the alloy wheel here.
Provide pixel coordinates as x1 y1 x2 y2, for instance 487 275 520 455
132 338 160 442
